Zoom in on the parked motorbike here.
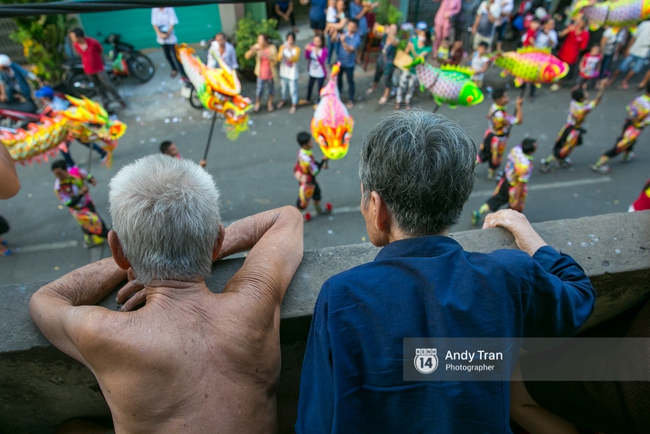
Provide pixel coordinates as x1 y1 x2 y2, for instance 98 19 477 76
63 33 155 98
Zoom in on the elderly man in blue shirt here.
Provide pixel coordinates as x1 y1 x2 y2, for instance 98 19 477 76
336 19 361 109
0 54 40 113
295 110 596 433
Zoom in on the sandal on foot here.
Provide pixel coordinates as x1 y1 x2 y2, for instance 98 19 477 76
378 96 388 105
276 100 286 109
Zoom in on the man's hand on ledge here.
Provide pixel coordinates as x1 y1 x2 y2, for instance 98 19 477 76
482 209 547 257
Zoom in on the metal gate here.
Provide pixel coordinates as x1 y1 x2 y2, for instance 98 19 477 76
0 19 26 64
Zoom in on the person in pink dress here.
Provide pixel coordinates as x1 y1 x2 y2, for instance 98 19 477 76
434 0 462 54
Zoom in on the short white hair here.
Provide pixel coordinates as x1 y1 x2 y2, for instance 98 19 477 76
109 154 221 285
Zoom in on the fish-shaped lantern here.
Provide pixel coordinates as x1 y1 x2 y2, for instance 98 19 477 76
492 47 569 87
409 58 484 108
311 63 354 160
571 0 650 30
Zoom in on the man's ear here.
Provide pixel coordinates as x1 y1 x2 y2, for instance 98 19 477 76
108 230 131 270
212 223 226 262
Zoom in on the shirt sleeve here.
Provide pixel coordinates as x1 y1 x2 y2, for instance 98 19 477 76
151 8 156 25
169 8 179 25
519 246 597 337
295 284 335 434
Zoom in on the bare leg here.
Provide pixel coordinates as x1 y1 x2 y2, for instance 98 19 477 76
608 69 621 86
621 70 635 88
510 362 580 434
638 69 650 88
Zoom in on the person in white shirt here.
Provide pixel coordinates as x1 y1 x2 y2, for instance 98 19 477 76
600 27 625 79
607 20 650 89
207 33 239 70
471 41 490 87
151 7 185 78
277 32 301 114
535 18 558 49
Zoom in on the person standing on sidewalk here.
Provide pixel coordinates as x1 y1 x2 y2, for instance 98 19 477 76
305 35 328 103
277 32 301 114
245 34 278 113
336 19 361 109
69 29 126 109
550 17 589 91
151 7 186 79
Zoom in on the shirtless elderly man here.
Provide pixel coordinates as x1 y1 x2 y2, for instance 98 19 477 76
30 154 303 433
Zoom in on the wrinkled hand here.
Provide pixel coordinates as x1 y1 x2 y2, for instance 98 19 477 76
116 268 146 312
482 209 546 256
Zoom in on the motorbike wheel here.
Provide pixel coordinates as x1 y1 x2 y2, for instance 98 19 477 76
127 53 155 83
67 72 96 98
189 86 204 110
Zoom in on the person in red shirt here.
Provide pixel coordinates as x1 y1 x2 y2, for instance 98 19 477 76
521 18 540 47
550 17 589 91
69 28 126 109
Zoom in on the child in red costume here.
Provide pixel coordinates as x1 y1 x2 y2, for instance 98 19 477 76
294 131 331 220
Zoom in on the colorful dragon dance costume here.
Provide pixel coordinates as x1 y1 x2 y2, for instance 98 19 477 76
571 0 650 30
541 98 598 173
177 44 251 141
294 146 328 213
311 63 354 160
54 166 108 247
472 144 534 225
592 93 650 173
1 96 126 166
477 103 519 177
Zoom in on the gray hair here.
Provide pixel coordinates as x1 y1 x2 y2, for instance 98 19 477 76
109 154 221 285
359 110 476 236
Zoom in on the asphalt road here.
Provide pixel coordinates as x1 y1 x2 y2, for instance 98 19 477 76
1 48 647 285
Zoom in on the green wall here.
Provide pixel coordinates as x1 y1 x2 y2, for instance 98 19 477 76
79 5 222 50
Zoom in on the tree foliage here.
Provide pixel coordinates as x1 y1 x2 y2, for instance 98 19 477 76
1 0 77 83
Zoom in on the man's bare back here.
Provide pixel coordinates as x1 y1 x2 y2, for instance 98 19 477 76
31 206 303 433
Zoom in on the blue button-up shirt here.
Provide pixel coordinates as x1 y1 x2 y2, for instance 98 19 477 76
336 31 361 68
296 236 596 434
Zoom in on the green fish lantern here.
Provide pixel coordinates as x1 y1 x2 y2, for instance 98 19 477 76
409 57 484 109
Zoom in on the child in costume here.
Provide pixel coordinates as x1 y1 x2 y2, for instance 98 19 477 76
294 131 331 220
592 83 650 173
540 81 605 173
574 45 601 90
472 138 538 225
51 159 108 248
476 88 524 179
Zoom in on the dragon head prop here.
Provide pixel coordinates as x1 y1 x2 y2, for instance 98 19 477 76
64 96 127 143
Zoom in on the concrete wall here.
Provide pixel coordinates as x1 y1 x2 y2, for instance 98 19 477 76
1 211 649 433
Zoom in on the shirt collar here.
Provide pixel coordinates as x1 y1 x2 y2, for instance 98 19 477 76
374 235 463 261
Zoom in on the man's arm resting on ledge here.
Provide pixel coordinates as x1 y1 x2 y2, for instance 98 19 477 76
29 258 127 364
220 206 304 307
484 209 596 335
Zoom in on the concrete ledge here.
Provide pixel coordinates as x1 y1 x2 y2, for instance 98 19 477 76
1 211 649 433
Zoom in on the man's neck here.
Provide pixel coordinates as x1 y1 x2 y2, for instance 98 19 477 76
388 228 449 244
144 280 210 305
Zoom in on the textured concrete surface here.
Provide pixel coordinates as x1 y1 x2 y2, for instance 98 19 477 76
0 211 649 433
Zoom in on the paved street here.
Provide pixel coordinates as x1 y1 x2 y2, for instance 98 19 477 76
1 41 648 285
